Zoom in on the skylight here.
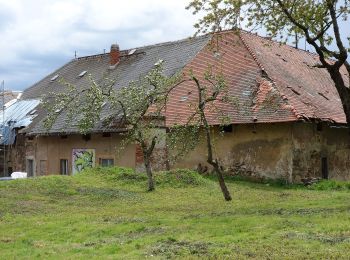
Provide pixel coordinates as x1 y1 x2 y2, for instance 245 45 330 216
50 74 59 82
154 59 164 66
78 71 87 78
29 110 37 115
128 49 136 55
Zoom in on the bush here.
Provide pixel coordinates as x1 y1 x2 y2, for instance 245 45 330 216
155 169 209 188
309 180 350 191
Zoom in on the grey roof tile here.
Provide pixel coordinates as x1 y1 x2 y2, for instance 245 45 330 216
22 35 211 135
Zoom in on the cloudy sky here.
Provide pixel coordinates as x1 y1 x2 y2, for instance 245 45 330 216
0 0 197 90
0 0 349 91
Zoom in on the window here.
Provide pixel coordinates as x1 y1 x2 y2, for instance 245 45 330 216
220 124 233 133
60 159 69 175
82 134 91 141
100 158 114 167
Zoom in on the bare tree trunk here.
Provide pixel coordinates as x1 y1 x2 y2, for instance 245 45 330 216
328 68 350 135
144 155 155 191
202 114 232 201
140 137 157 192
211 159 232 201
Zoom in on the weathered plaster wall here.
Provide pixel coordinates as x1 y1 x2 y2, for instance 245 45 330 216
171 123 294 181
25 133 136 176
292 123 350 181
171 122 350 182
135 128 168 172
14 122 350 181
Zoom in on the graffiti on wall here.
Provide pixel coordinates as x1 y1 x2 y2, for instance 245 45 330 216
72 149 95 174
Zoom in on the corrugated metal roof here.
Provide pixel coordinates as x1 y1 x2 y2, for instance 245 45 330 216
0 99 40 145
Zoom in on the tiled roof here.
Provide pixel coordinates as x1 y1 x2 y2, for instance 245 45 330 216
165 30 349 126
22 35 211 134
22 30 349 134
165 31 297 126
240 31 349 123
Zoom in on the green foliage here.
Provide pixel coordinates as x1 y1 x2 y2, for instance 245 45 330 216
309 179 350 191
155 169 210 187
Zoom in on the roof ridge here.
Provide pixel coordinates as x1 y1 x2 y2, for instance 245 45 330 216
75 34 211 61
239 30 321 59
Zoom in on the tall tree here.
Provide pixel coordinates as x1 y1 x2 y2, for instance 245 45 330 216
43 61 181 191
169 68 235 201
187 0 350 127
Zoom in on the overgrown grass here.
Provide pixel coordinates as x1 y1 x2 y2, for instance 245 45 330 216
0 167 350 259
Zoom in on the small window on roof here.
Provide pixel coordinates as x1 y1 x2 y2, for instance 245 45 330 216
128 49 136 55
78 71 87 78
50 74 59 82
29 109 37 115
154 59 164 66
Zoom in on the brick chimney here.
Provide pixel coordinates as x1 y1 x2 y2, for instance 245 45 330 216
110 43 120 65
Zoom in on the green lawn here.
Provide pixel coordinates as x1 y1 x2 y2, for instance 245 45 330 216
0 168 350 259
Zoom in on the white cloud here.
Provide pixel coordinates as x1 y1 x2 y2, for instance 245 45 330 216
0 0 197 90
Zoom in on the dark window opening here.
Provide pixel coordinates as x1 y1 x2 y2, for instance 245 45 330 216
60 135 68 139
220 124 233 133
27 159 34 177
27 136 34 141
99 158 114 167
102 132 111 138
60 159 69 175
82 134 91 141
322 157 329 179
317 123 323 132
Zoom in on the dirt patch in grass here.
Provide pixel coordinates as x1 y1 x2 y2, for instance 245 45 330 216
100 216 147 224
283 231 350 244
147 238 213 258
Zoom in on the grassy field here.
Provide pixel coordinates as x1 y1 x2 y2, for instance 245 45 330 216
0 167 350 259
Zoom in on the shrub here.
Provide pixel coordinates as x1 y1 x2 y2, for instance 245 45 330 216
154 169 209 188
309 180 350 191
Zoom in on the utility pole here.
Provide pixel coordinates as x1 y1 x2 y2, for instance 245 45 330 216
1 80 5 177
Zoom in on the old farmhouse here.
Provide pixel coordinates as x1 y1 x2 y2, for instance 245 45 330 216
3 30 350 182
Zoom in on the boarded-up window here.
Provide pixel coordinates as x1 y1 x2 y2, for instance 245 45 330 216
40 160 47 176
60 159 69 175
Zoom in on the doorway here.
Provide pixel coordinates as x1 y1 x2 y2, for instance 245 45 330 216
321 157 328 179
